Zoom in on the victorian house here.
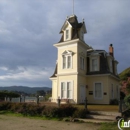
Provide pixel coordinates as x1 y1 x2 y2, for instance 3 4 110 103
50 15 119 104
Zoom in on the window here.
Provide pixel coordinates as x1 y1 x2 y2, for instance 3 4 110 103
94 83 102 99
66 29 69 39
80 57 85 69
67 56 71 68
63 55 66 69
61 81 73 99
67 82 72 98
62 50 73 69
92 59 98 71
111 84 114 99
61 82 66 98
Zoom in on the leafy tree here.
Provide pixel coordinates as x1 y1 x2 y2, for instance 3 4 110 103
120 77 130 96
0 91 20 100
36 90 46 96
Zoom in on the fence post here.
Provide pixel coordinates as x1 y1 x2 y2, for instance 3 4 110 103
19 95 22 103
84 97 88 110
23 95 25 103
36 95 39 105
57 97 61 107
119 100 122 113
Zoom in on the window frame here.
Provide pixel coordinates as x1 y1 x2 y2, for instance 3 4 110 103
90 56 99 72
62 51 73 69
60 81 73 99
94 82 103 100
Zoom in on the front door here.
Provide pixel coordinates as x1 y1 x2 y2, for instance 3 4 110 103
80 85 86 103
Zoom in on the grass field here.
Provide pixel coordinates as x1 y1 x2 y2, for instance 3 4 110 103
40 102 119 112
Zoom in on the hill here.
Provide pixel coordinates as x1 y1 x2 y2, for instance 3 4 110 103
0 86 51 94
119 67 130 81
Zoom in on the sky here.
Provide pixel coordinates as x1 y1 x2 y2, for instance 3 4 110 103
0 0 130 87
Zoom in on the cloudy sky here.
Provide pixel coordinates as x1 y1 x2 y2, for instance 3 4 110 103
0 0 129 87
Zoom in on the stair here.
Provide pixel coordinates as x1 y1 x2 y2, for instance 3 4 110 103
85 111 121 122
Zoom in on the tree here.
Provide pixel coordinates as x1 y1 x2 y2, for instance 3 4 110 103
0 91 20 100
120 77 130 96
36 90 46 96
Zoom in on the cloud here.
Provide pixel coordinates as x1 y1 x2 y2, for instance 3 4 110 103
0 0 129 86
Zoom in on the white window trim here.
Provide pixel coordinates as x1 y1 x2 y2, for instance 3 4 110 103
90 56 99 72
62 51 73 69
59 80 73 99
64 27 71 41
93 82 103 100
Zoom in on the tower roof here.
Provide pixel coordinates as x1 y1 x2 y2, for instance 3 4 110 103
59 15 87 42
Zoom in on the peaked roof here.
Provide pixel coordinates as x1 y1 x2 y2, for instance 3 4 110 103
59 15 87 42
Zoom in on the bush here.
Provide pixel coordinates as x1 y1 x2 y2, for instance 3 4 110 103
124 94 130 107
42 105 77 118
0 103 79 118
0 102 12 110
110 99 119 105
73 109 88 118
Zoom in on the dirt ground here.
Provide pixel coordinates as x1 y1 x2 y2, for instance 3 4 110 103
0 115 100 130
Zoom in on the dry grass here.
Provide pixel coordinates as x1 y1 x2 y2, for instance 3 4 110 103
73 104 119 112
31 102 119 112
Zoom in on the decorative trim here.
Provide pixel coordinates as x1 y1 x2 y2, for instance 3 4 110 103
56 72 78 76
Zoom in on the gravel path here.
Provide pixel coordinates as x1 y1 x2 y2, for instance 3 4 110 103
0 115 100 130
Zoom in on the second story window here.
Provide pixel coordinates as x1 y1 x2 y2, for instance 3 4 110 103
62 50 73 69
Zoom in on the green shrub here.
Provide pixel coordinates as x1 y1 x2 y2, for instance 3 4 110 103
0 102 12 110
0 103 78 118
73 109 88 118
124 94 130 107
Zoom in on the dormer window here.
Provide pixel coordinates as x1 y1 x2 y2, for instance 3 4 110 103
66 29 69 39
92 59 98 71
89 56 99 72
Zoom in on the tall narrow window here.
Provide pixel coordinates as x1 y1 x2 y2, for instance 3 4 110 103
61 82 66 99
92 59 98 71
61 81 73 99
63 55 66 69
67 82 72 98
66 30 69 39
67 56 71 68
62 51 73 69
94 83 102 99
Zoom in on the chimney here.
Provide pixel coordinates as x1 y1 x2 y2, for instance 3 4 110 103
109 44 114 57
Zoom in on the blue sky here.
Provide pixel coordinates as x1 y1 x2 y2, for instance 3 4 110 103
0 0 130 87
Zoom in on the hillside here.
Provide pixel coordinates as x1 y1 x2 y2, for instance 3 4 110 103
0 86 51 94
119 67 130 81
